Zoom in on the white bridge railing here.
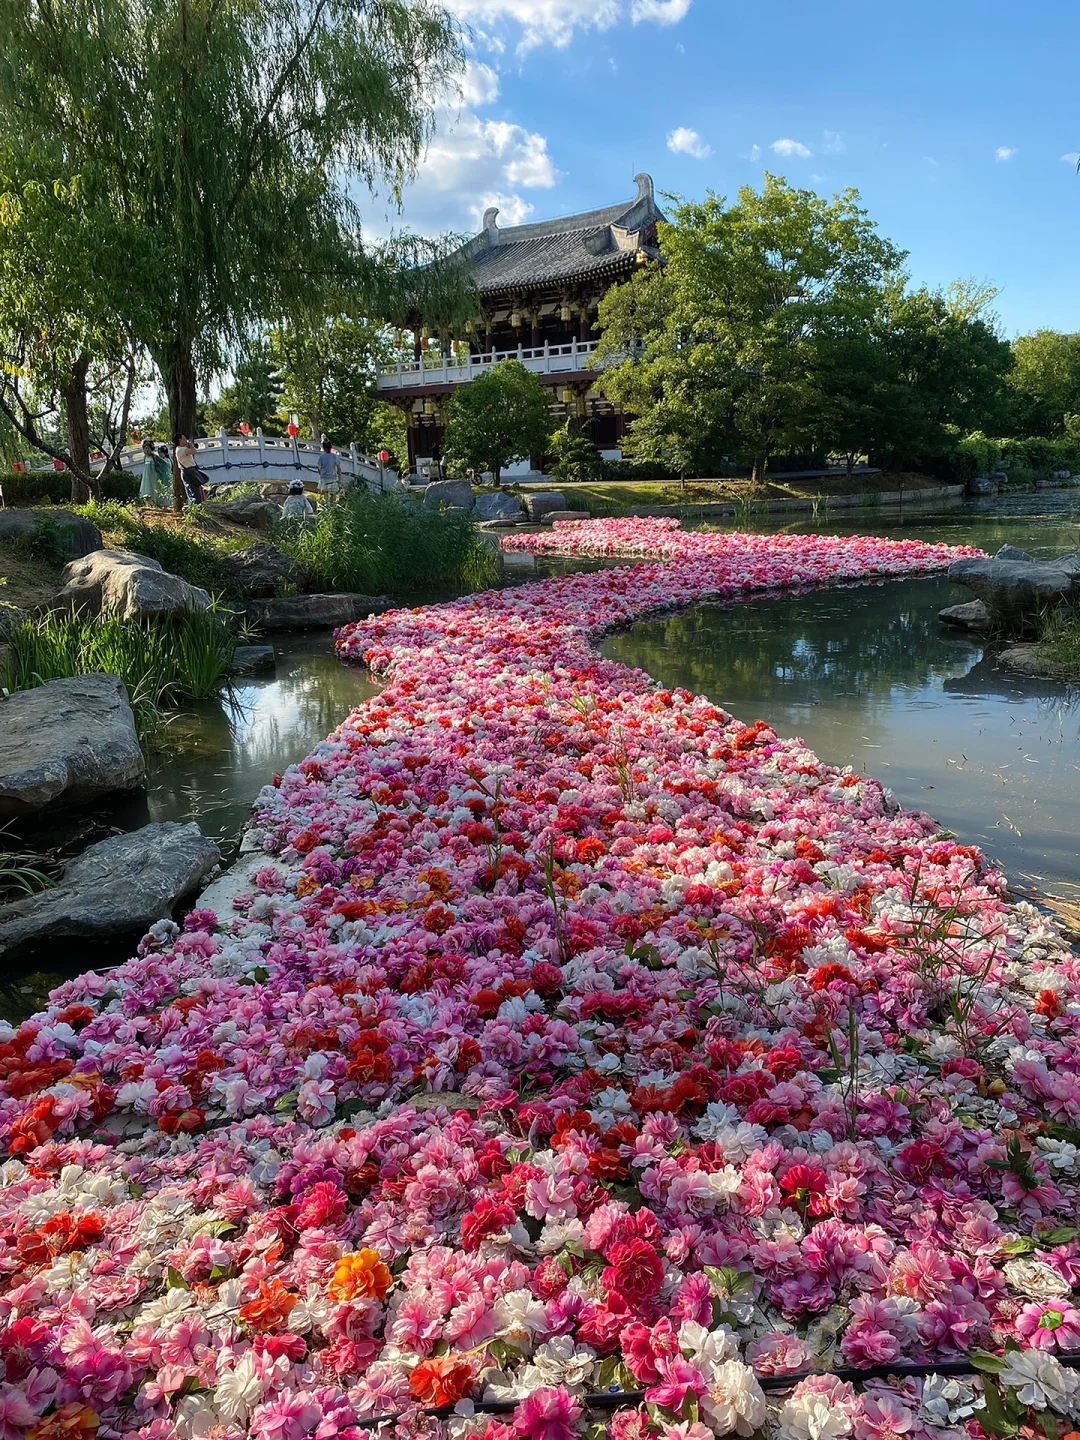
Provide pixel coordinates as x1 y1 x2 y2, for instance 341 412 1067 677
377 338 606 391
114 428 400 491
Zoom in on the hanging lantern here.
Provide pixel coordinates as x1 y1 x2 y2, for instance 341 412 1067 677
560 303 572 322
287 422 299 439
464 318 473 334
423 398 435 416
421 327 430 342
238 421 251 437
560 388 574 405
510 309 522 328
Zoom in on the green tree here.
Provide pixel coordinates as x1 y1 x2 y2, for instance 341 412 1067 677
443 360 552 485
0 0 469 493
205 347 285 435
0 164 137 498
550 419 605 483
598 176 905 483
1007 330 1080 437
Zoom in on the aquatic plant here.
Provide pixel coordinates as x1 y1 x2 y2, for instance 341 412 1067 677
2 605 237 730
4 533 1080 1440
271 486 497 595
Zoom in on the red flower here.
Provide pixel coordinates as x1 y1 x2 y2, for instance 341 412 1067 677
602 1237 664 1308
409 1353 474 1406
460 1197 516 1251
778 1164 830 1215
810 962 855 990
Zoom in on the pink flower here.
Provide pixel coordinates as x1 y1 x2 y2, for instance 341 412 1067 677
513 1388 582 1440
854 1391 914 1439
1015 1301 1080 1351
250 1392 323 1440
0 1384 38 1440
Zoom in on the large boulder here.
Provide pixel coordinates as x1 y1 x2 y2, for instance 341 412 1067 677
524 490 567 522
0 508 103 560
203 498 282 531
423 479 474 511
967 476 997 496
56 550 212 620
0 822 219 957
948 556 1076 624
246 593 390 630
542 510 591 524
230 644 276 675
994 544 1037 564
938 599 991 632
224 542 305 599
0 674 145 819
474 490 524 521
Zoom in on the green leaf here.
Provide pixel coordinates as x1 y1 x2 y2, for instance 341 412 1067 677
978 1377 1019 1438
1001 1236 1037 1256
1038 1226 1079 1246
273 1090 298 1114
1037 1412 1059 1440
195 1219 235 1238
165 1266 190 1290
968 1350 1007 1374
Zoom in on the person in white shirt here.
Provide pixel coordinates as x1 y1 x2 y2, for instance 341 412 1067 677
281 479 314 520
316 438 342 497
173 434 205 504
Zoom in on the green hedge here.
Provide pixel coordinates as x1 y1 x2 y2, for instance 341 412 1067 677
0 469 139 506
923 434 1080 487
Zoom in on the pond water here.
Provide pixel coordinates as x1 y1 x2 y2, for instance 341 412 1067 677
4 492 1080 1022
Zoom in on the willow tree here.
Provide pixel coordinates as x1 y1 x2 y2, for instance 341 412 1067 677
0 0 467 471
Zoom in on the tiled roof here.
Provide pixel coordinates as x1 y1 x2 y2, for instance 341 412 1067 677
460 174 662 296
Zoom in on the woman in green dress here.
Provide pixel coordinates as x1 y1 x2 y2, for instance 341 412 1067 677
138 439 169 506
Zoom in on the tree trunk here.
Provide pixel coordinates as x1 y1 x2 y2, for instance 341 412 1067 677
63 354 93 504
160 339 198 510
750 453 768 489
492 462 501 488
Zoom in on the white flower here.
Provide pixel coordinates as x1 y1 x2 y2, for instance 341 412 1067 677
535 1218 585 1255
777 1393 853 1440
116 1079 158 1113
695 1101 741 1139
999 1350 1080 1414
919 1375 975 1426
530 1335 596 1389
678 1320 737 1373
1035 1137 1080 1173
214 1352 266 1424
701 1359 767 1437
712 1124 769 1163
1004 1258 1073 1300
493 1288 549 1352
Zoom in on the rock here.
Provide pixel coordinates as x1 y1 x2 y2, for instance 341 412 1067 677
56 549 212 620
1050 549 1080 580
260 482 291 497
996 644 1071 680
523 490 568 522
967 476 997 496
995 544 1037 564
230 644 276 675
0 508 103 560
474 490 524 521
0 603 29 638
989 472 1009 482
246 593 390 630
0 822 219 957
478 518 521 530
224 542 305 599
948 556 1076 624
198 851 289 919
1054 470 1072 480
423 479 475 511
938 600 992 631
0 674 145 820
203 499 281 530
542 510 591 524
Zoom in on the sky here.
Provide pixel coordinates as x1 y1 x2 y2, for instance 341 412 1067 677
366 0 1080 338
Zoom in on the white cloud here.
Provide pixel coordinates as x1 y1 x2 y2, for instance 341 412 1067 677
631 0 693 22
995 146 1016 162
667 126 711 160
770 137 812 158
1060 152 1080 165
443 0 691 51
376 60 560 236
821 131 845 154
924 156 939 167
739 143 762 162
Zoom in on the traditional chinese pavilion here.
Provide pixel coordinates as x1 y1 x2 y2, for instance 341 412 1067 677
376 174 663 476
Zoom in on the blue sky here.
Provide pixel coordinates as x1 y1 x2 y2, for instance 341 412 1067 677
378 0 1080 337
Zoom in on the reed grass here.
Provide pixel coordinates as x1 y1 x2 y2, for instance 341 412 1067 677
271 489 497 596
2 606 237 733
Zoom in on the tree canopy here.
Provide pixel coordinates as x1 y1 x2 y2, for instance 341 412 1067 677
0 0 472 499
443 361 553 485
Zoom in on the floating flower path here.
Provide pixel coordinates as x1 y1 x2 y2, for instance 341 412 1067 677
3 520 1080 1440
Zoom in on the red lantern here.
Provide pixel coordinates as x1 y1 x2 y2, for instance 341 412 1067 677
11 460 25 473
238 422 251 437
52 458 65 471
377 450 390 464
287 422 299 439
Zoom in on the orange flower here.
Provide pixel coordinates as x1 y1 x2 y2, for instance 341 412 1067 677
327 1248 392 1303
29 1404 99 1440
238 1277 299 1333
409 1353 474 1407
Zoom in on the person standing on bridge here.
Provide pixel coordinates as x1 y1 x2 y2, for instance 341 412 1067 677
316 436 343 499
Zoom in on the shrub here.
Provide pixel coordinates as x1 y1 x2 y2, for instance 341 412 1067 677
549 422 605 483
271 488 496 596
75 502 240 595
2 606 237 733
0 469 138 506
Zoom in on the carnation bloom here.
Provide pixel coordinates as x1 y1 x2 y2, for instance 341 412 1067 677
1016 1300 1080 1351
408 1353 474 1406
327 1248 392 1303
512 1387 582 1440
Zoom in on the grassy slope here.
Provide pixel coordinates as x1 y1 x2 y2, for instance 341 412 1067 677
514 472 948 513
